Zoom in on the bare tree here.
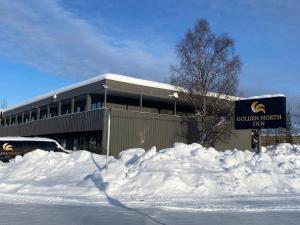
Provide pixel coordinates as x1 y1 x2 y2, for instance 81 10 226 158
171 19 241 147
0 98 7 110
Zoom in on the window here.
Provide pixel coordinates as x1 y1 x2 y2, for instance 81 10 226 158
60 139 67 148
79 137 87 150
24 141 59 152
11 116 16 125
17 115 22 124
31 111 37 121
50 106 58 117
32 141 58 151
73 138 78 150
0 119 4 127
24 112 30 123
89 137 97 152
5 118 9 126
75 100 85 113
61 103 71 115
40 108 48 119
91 95 102 110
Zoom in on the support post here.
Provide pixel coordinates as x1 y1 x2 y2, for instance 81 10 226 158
47 105 50 118
252 129 261 154
58 102 62 116
71 98 75 113
257 129 261 154
37 108 40 120
106 108 111 169
140 92 143 111
174 99 177 115
86 93 92 111
104 88 107 108
169 92 178 115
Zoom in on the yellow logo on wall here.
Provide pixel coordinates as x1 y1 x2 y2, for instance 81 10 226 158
251 101 265 114
2 143 13 151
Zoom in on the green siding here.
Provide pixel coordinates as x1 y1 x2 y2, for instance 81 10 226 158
102 108 251 157
102 109 185 156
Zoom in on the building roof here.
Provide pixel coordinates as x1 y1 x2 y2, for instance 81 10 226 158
240 94 285 100
0 136 59 142
3 73 239 112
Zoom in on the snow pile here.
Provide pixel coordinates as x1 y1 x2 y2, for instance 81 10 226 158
1 143 300 203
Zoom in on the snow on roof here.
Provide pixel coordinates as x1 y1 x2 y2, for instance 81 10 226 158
4 73 110 112
3 73 239 112
240 94 285 100
0 136 58 142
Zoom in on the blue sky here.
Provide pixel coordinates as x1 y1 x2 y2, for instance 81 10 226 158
1 0 300 107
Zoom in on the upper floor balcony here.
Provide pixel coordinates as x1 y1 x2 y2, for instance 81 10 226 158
0 108 104 137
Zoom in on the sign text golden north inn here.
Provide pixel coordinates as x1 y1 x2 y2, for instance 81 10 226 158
234 96 286 130
236 114 283 127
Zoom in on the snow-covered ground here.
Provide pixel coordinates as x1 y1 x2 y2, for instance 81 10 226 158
1 143 300 224
1 143 300 204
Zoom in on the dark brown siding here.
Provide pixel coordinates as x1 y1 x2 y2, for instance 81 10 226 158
0 109 104 136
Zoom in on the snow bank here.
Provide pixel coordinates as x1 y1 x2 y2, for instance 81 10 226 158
1 143 300 203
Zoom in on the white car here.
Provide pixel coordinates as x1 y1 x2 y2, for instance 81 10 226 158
0 137 69 162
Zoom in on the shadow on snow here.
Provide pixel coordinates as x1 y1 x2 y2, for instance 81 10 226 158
83 153 167 225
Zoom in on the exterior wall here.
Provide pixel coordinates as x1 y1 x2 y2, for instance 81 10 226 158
262 135 300 146
215 130 251 151
293 136 300 144
0 105 251 157
102 108 186 156
101 108 252 157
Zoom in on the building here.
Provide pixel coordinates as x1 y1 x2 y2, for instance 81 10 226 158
262 133 300 146
0 73 251 156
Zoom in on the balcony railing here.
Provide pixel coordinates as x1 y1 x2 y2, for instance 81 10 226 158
0 109 104 137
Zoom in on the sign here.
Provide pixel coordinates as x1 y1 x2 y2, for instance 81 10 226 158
235 96 286 130
2 143 13 151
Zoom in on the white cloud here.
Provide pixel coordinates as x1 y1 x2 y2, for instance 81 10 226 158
0 0 174 80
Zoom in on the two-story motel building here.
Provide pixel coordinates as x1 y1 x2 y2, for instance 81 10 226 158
0 74 251 156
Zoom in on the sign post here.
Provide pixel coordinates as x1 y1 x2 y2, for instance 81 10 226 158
250 129 262 153
258 129 262 154
235 96 286 153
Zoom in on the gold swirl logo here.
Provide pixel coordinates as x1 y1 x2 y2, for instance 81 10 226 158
251 101 265 113
2 143 13 151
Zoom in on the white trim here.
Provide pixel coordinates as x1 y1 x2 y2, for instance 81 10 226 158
0 136 57 141
239 94 285 100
